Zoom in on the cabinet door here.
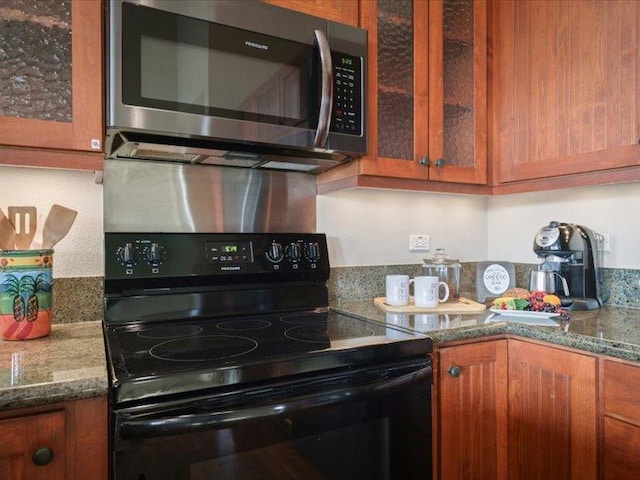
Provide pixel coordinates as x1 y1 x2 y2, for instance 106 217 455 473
437 340 508 480
260 0 359 26
508 340 597 480
357 0 430 180
428 0 487 184
0 0 102 153
0 410 66 480
493 0 640 184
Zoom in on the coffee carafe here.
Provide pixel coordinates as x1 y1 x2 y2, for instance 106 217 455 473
532 221 603 310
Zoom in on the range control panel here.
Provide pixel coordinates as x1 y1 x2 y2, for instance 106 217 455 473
105 233 330 281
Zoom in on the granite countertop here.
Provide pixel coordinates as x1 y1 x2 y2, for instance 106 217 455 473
0 321 108 411
332 299 640 363
3 301 640 413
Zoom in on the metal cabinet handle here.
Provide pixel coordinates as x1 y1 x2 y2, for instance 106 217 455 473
32 446 54 466
447 365 461 378
313 29 333 148
435 158 445 167
419 156 430 166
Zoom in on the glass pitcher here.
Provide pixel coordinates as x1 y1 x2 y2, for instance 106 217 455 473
422 248 461 302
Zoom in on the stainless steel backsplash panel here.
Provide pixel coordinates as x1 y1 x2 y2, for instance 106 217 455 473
103 160 316 233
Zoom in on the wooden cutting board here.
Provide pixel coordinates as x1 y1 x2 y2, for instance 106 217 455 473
374 297 487 313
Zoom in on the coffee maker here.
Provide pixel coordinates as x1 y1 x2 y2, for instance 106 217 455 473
533 221 603 310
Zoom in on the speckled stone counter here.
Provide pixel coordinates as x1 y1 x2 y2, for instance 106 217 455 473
0 321 107 411
332 300 640 363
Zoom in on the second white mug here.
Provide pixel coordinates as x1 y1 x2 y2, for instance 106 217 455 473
414 276 450 308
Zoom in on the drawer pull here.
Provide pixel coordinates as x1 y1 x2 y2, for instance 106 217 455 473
447 365 461 378
419 156 430 166
32 446 54 466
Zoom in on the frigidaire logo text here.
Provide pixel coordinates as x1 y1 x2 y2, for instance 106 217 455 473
245 40 269 50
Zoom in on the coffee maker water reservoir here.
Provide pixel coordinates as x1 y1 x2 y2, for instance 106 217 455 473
533 221 603 310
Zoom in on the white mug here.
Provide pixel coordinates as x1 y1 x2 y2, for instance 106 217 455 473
385 275 410 306
414 276 450 308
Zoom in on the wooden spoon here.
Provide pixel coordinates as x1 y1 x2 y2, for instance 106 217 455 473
42 204 78 249
0 208 16 250
7 206 36 250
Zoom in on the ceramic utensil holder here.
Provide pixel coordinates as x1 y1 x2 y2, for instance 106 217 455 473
0 250 53 340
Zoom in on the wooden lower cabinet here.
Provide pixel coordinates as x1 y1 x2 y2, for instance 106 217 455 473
601 358 640 479
435 338 597 480
508 340 597 480
436 339 508 480
0 396 107 480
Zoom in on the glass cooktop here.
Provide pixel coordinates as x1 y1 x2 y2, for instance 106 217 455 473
104 310 431 404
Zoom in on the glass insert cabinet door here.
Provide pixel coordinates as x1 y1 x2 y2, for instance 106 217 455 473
361 0 486 185
0 0 103 153
428 0 487 184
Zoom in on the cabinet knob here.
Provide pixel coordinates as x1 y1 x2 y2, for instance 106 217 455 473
419 156 430 166
435 158 445 168
32 446 54 466
447 365 461 378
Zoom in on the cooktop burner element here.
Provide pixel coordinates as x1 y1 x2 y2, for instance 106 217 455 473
217 319 272 331
280 313 329 324
137 325 203 339
150 335 258 362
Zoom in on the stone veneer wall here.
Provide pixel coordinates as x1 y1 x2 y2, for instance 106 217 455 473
53 266 640 323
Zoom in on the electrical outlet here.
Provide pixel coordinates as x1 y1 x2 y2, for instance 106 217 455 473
409 234 430 251
596 233 611 252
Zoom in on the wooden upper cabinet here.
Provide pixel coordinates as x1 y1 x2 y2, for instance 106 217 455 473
260 0 359 26
492 0 640 184
318 0 488 192
508 340 597 480
436 339 508 480
0 0 103 154
427 0 487 184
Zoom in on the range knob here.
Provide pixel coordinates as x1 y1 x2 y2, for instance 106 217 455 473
144 243 165 266
286 242 302 261
117 243 136 267
305 242 321 262
265 242 284 263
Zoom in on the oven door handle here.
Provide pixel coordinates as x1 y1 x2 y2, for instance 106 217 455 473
118 363 431 439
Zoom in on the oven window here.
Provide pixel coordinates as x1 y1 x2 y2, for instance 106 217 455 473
114 372 431 479
121 2 315 128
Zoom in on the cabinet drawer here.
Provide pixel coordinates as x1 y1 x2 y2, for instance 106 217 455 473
603 416 640 480
603 360 640 421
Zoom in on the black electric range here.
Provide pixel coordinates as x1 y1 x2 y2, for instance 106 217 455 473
103 232 431 405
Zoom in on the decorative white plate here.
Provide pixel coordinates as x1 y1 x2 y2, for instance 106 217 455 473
489 308 560 319
487 309 561 326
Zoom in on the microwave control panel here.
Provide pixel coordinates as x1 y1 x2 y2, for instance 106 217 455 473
331 52 363 135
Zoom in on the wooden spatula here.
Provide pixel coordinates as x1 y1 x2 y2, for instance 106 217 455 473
42 204 78 249
8 206 37 250
0 208 16 250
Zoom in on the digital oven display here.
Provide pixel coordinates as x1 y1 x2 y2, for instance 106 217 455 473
205 241 254 264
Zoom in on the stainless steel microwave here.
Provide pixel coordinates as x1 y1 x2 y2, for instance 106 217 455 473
106 0 367 174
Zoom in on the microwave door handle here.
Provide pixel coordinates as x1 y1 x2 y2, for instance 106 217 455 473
118 364 431 439
313 29 333 148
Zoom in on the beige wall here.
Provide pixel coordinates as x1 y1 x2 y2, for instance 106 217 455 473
0 166 103 277
2 164 638 275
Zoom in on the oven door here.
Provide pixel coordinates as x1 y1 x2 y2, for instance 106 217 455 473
112 358 432 480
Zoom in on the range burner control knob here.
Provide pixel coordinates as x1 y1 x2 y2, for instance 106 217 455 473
265 242 284 263
286 242 302 261
305 242 321 262
117 243 136 267
144 243 165 266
